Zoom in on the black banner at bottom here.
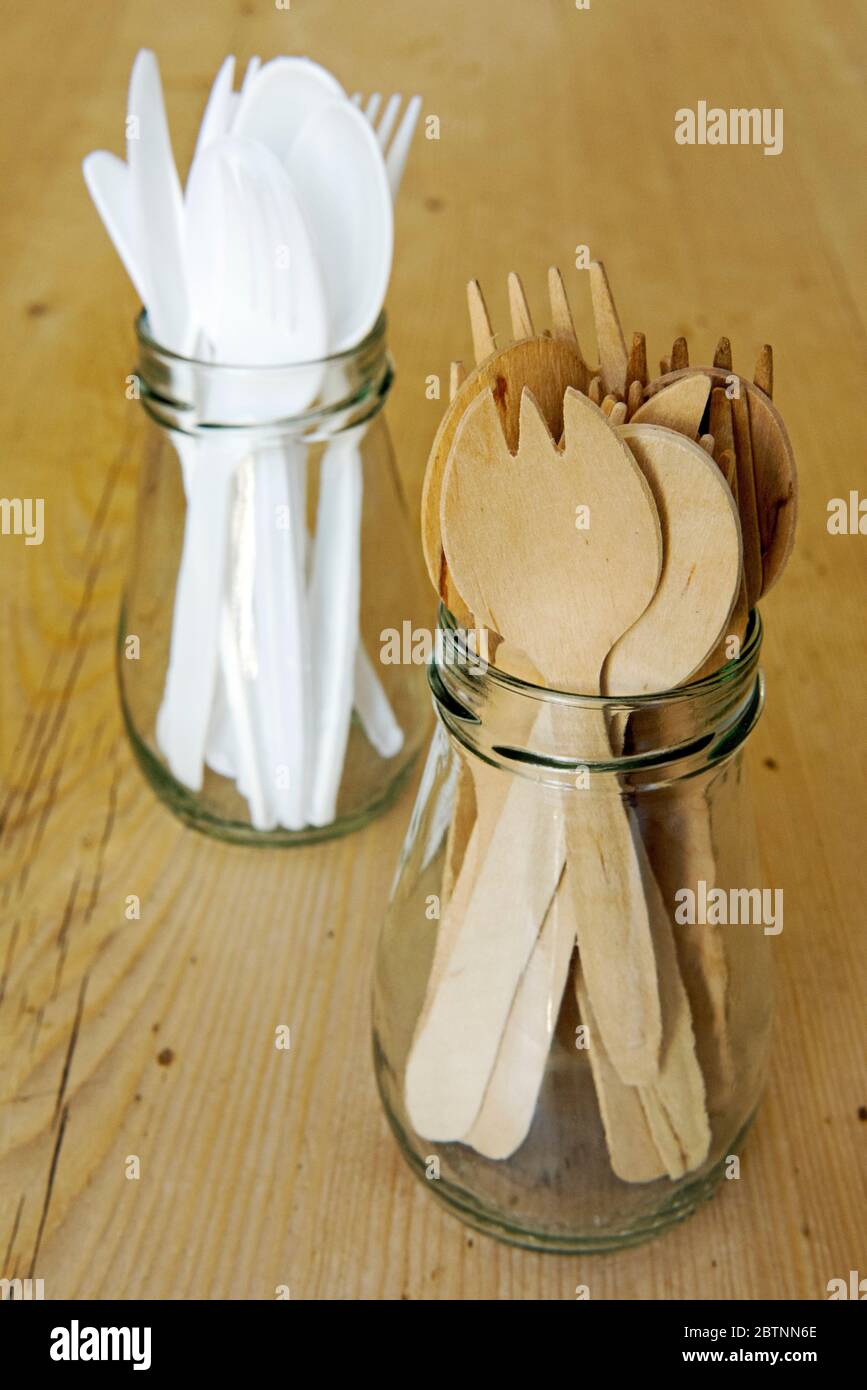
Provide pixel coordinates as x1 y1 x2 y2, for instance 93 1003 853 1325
1 1297 861 1373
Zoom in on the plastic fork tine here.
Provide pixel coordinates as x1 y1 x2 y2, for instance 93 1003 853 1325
507 271 534 339
239 56 261 100
375 93 402 150
385 94 421 199
355 92 421 200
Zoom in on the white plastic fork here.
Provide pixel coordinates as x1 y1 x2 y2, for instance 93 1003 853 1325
352 91 423 200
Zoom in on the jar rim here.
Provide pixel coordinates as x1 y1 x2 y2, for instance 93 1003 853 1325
436 602 763 708
135 308 388 372
430 606 765 782
134 310 391 434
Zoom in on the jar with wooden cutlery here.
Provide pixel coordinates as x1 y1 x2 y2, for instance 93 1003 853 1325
373 265 796 1250
120 313 430 842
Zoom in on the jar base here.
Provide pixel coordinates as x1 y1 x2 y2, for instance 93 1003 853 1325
377 1066 756 1255
120 682 419 847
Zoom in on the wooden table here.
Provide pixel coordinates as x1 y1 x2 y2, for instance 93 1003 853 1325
1 0 865 1300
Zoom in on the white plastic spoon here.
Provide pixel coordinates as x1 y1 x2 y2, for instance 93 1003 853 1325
187 137 326 826
288 97 394 824
287 97 392 351
233 55 344 162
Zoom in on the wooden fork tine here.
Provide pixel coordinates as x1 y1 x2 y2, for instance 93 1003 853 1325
589 260 628 396
671 336 689 370
627 379 643 419
449 361 466 404
467 278 496 366
507 271 534 340
659 355 671 376
754 344 774 398
548 266 580 349
626 331 648 390
709 388 735 463
713 336 733 370
608 400 627 426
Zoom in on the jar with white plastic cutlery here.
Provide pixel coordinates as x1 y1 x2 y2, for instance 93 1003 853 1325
373 608 774 1252
119 312 430 844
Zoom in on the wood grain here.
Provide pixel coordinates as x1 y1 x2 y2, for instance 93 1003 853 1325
1 0 865 1300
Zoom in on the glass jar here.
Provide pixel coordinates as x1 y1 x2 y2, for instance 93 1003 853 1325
119 312 430 844
373 608 772 1251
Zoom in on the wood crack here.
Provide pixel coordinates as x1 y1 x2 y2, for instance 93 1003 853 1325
28 1102 69 1280
52 972 88 1128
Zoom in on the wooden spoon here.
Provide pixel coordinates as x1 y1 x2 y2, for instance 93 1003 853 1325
629 374 710 437
585 423 742 1179
645 367 797 595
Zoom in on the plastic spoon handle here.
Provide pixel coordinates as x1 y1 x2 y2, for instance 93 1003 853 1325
156 447 237 790
307 439 363 826
252 443 310 829
354 641 404 758
218 602 273 831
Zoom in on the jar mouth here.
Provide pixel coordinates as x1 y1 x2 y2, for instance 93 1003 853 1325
134 311 391 435
430 606 765 783
436 603 762 706
135 308 388 372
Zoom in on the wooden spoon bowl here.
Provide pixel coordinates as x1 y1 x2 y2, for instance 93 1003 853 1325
644 367 797 594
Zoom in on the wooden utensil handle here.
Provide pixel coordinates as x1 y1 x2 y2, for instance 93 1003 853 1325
465 864 573 1159
405 762 566 1141
555 704 663 1086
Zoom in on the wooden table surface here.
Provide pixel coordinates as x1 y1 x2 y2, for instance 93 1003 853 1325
1 0 865 1301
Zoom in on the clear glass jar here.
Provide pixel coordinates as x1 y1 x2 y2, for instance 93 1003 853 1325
119 312 430 844
373 609 772 1251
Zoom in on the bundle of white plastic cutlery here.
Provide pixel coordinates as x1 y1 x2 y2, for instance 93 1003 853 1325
84 49 421 829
